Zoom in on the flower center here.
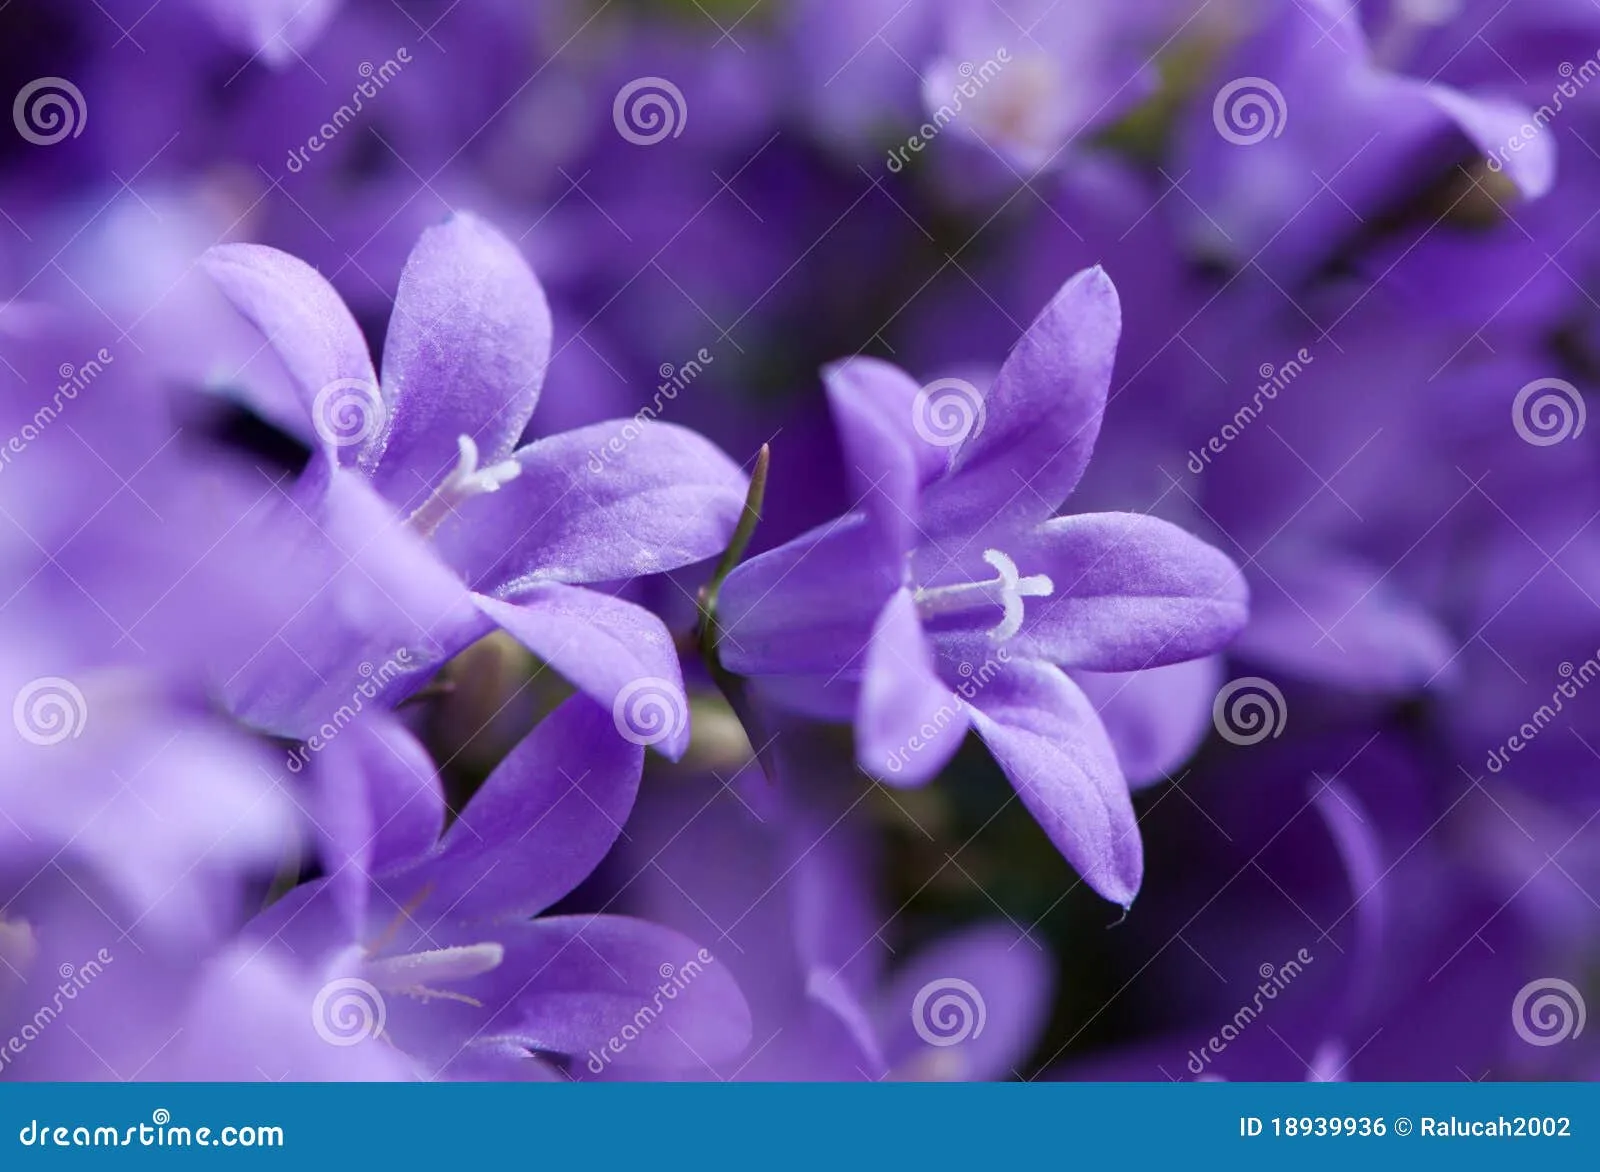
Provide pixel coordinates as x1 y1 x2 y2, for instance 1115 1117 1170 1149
405 434 521 539
913 548 1053 642
967 53 1064 158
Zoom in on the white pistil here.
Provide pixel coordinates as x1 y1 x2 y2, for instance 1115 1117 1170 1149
405 434 522 539
913 548 1054 643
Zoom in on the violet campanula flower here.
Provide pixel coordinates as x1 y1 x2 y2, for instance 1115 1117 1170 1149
918 0 1169 173
714 268 1249 906
621 755 1053 1081
202 212 749 750
1177 0 1555 284
241 698 751 1079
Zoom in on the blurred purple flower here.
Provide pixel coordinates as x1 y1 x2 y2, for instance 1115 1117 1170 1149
243 699 751 1079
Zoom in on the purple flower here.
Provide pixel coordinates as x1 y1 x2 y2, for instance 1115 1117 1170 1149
1177 0 1555 283
203 212 749 750
919 0 1168 171
187 0 341 66
621 758 1053 1081
242 699 751 1080
715 268 1248 905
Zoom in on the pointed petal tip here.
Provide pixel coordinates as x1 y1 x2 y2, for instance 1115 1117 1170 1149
1070 263 1116 298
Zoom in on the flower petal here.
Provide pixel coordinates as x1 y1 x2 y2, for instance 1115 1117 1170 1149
1414 83 1555 200
220 466 482 738
309 712 446 930
857 589 968 785
401 693 644 920
370 212 552 505
875 921 1053 1081
434 419 749 592
967 657 1141 907
489 915 753 1073
922 267 1120 533
1009 512 1249 672
202 243 379 467
1073 657 1224 789
1231 552 1453 693
473 585 691 760
824 356 945 555
716 513 900 677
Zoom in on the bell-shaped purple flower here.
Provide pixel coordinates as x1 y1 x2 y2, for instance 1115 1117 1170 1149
716 268 1248 906
203 212 750 755
242 697 752 1079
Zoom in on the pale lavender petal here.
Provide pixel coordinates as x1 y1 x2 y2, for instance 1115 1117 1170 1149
487 916 753 1073
434 419 748 592
923 267 1120 533
1073 656 1224 789
474 585 690 760
310 713 445 928
824 356 945 554
190 0 341 66
968 658 1141 906
1232 554 1454 693
371 213 552 503
202 243 379 467
402 694 643 920
220 466 480 738
876 921 1053 1081
148 946 416 1081
857 589 968 785
1010 512 1249 672
1419 84 1555 199
717 514 900 677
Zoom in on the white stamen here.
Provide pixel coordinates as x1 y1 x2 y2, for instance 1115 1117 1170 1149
913 548 1054 643
406 434 522 538
362 942 506 1008
365 942 506 987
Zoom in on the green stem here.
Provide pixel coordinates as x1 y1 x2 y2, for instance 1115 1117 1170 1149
697 445 781 784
